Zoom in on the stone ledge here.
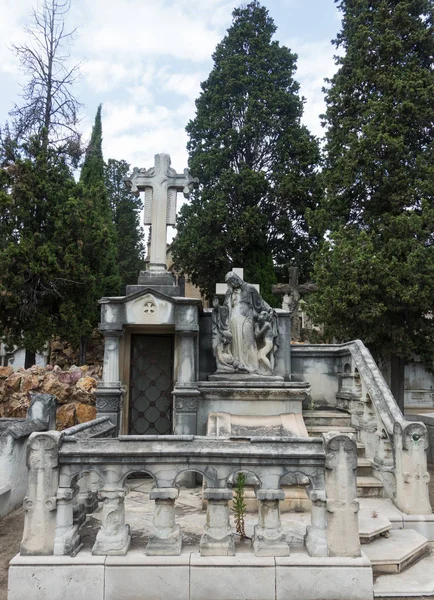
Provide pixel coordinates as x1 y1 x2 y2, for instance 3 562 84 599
8 551 374 600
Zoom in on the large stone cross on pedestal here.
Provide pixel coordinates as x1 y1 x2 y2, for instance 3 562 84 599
215 268 260 296
124 153 198 272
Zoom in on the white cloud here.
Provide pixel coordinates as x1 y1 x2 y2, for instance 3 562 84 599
74 0 230 63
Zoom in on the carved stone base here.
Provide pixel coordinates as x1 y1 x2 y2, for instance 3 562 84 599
253 527 289 557
200 533 236 556
92 524 131 556
208 373 284 382
53 526 80 557
305 525 328 557
146 524 182 556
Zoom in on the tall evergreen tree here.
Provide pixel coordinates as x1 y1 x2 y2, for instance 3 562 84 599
0 136 79 352
71 105 120 362
309 0 434 408
172 1 321 303
104 158 145 293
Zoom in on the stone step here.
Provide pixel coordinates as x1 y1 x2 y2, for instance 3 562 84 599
357 458 373 478
303 410 352 428
374 548 434 597
357 476 384 498
307 425 356 435
363 529 429 574
357 442 366 458
358 515 392 544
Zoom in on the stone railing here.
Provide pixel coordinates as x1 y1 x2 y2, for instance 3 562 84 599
293 340 432 515
19 433 361 559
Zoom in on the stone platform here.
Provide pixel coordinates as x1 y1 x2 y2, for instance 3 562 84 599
8 480 434 600
195 381 310 434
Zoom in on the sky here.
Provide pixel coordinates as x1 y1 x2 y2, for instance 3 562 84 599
0 0 343 175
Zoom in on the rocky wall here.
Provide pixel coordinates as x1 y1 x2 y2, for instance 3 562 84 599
0 365 99 429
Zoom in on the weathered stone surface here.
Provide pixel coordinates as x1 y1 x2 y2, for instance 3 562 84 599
0 365 14 378
76 376 97 394
57 404 77 429
76 403 97 423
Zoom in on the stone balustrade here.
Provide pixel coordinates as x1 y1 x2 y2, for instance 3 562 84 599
19 433 362 560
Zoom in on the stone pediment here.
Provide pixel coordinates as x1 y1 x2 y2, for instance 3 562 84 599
99 288 201 330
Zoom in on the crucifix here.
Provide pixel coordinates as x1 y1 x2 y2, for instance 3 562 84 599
124 153 198 272
215 268 260 296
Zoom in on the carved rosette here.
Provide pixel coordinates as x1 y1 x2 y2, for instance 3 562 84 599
174 398 199 412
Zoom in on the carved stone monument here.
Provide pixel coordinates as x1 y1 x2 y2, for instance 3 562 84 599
211 271 280 379
124 153 198 296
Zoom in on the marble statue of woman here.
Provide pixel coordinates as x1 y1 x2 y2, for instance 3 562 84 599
221 272 278 375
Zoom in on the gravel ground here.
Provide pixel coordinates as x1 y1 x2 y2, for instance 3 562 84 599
1 466 434 600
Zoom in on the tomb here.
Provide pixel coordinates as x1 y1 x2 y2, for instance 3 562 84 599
7 153 434 600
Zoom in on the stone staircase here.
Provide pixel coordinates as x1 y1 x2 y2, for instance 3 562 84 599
304 410 384 498
304 408 432 593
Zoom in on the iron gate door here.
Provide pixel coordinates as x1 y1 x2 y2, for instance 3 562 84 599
129 335 173 435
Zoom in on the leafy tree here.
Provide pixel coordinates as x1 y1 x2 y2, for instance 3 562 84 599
172 0 321 303
7 0 81 162
309 0 434 409
105 159 145 293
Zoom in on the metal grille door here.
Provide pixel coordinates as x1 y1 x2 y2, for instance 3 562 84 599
129 335 173 435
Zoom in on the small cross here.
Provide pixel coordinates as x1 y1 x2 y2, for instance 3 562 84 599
215 268 260 296
143 301 156 315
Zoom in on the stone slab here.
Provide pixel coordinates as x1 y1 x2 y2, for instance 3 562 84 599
362 529 429 573
105 558 189 600
374 550 434 597
8 551 376 600
8 553 105 600
189 554 276 600
276 553 373 600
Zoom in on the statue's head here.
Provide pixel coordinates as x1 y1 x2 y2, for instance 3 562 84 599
212 296 220 308
225 272 243 288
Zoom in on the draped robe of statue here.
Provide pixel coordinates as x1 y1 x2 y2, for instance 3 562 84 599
223 272 278 374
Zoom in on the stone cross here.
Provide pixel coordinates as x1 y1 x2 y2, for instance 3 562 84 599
124 153 198 272
215 268 260 295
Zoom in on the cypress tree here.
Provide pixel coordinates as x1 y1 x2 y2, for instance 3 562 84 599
172 1 321 303
104 158 145 293
309 0 434 408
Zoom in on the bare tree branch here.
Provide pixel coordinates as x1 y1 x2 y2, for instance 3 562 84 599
9 0 82 158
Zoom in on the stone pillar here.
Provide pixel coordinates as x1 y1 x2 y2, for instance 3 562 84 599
274 312 291 379
253 489 289 556
394 421 431 514
95 325 124 435
305 489 328 557
324 433 361 558
53 487 80 556
176 332 196 385
76 471 99 514
200 488 235 556
92 488 131 555
21 431 62 556
146 487 182 555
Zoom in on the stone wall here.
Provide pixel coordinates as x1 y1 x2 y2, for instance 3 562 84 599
0 365 99 429
49 329 104 370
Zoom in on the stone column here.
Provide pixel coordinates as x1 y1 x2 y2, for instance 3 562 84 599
324 433 361 558
394 421 431 514
21 431 62 556
253 489 289 556
305 489 328 557
176 332 196 385
53 487 80 556
200 488 235 556
95 325 124 435
76 471 99 514
92 488 131 555
146 487 182 555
